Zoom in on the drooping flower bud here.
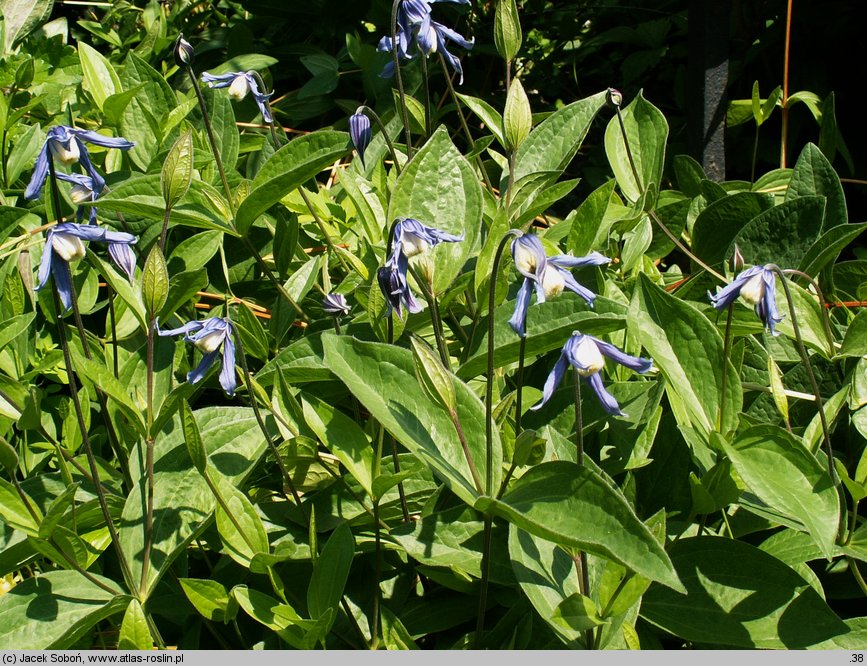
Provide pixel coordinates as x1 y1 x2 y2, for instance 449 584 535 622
731 244 745 273
323 293 350 317
174 34 195 67
349 110 371 166
606 87 623 108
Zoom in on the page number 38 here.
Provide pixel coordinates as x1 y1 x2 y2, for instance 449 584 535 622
852 655 864 662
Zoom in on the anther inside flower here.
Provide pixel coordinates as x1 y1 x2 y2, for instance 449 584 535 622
708 264 783 336
51 233 86 262
508 233 610 338
51 138 80 166
531 332 654 416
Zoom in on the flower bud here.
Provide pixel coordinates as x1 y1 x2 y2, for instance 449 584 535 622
323 293 350 316
731 244 744 273
174 34 195 67
349 110 372 165
606 87 623 108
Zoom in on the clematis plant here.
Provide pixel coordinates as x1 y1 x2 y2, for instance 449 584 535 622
378 0 474 83
201 72 274 123
349 110 372 165
531 332 654 416
323 293 350 317
55 172 137 281
157 317 237 396
508 233 610 337
709 265 784 336
378 218 463 319
25 126 134 201
36 223 137 311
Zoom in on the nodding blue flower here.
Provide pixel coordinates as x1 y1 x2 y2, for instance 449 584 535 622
391 218 464 259
201 72 274 123
36 223 137 312
157 317 237 396
349 110 372 165
377 261 422 320
708 265 783 336
174 33 195 67
25 126 134 202
508 233 610 337
377 0 474 84
531 332 654 416
323 293 350 317
55 172 137 282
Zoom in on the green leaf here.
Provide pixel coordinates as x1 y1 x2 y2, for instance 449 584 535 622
214 479 270 570
566 179 617 257
722 425 839 558
119 53 177 170
513 91 607 182
388 126 483 294
7 123 45 187
629 274 741 435
478 461 682 590
460 294 626 379
301 395 374 496
180 399 207 472
95 175 234 234
235 131 350 235
552 593 605 633
232 585 318 650
0 313 34 352
118 599 152 650
307 522 354 621
0 477 40 536
503 77 531 151
119 407 268 596
494 0 522 61
456 93 506 148
604 92 668 203
641 536 848 648
87 252 147 331
141 245 168 317
798 222 867 279
178 578 231 622
322 334 500 505
78 41 120 111
787 143 847 230
256 334 330 385
161 130 194 209
734 196 826 269
691 192 774 266
203 86 239 171
0 437 18 474
841 309 867 357
0 571 125 649
37 482 79 540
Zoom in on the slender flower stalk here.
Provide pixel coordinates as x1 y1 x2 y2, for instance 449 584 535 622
353 106 402 174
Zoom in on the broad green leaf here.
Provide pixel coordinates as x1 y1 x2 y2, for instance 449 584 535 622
203 86 239 171
460 294 626 379
691 192 774 266
256 334 330 386
119 407 267 596
232 585 317 650
214 479 270 570
322 334 500 505
494 0 522 61
0 571 126 650
0 313 33 352
0 477 41 536
302 395 374 496
553 593 605 634
567 178 617 257
673 154 706 197
503 77 531 151
0 0 53 51
629 274 741 435
513 91 606 182
338 168 384 244
841 309 867 357
118 599 152 650
87 252 147 331
95 175 234 234
78 42 120 110
388 126 483 294
734 196 825 269
141 246 168 317
235 131 349 235
0 437 18 473
798 222 867 279
641 536 848 648
7 123 45 187
723 425 839 557
119 53 177 170
456 93 505 148
380 606 419 650
161 131 194 209
307 522 354 621
180 399 206 472
604 92 668 203
178 578 231 621
787 143 847 230
167 230 223 273
477 462 681 590
37 482 79 540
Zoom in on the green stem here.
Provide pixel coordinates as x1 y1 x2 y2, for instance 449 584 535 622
450 408 483 494
572 371 592 648
360 106 401 175
389 0 413 160
370 424 385 649
782 268 836 356
298 187 351 275
409 264 449 368
474 514 493 649
437 53 494 194
718 304 734 432
386 314 411 523
592 572 635 649
514 336 526 438
419 49 432 139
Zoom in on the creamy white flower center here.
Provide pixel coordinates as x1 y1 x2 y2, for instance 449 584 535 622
513 244 539 275
739 273 766 306
194 330 224 354
51 232 86 262
50 139 80 166
70 184 92 205
572 336 605 377
540 265 565 298
422 25 438 53
402 233 430 258
228 76 249 101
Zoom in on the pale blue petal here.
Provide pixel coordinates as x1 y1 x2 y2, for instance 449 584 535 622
187 351 219 385
586 372 624 416
530 350 569 411
594 338 653 373
508 278 533 337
